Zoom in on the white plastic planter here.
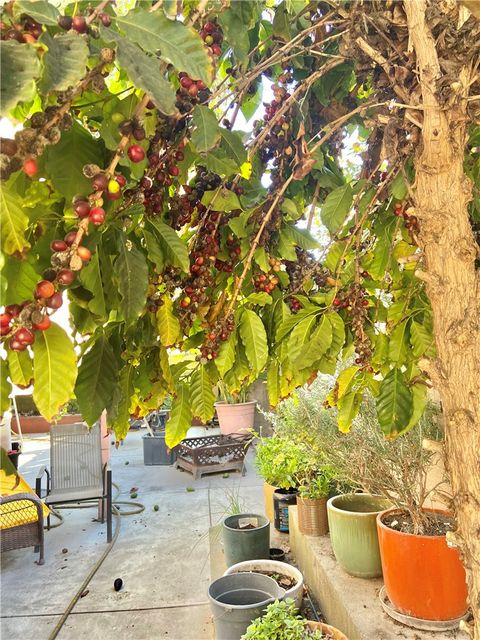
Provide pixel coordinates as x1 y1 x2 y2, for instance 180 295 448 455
223 558 304 610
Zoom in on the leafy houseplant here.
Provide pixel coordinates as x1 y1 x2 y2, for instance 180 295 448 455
254 435 306 490
297 466 336 536
241 599 347 640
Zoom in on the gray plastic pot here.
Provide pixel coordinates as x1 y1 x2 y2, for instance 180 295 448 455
223 559 304 610
208 572 285 640
223 513 270 567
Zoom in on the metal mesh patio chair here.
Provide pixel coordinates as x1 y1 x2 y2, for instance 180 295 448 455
0 492 45 564
36 422 112 542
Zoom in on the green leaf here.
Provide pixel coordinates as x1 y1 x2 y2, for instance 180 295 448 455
108 364 135 440
75 337 119 426
165 383 192 448
14 0 59 25
410 320 436 358
102 29 177 116
115 9 213 84
32 322 77 422
288 315 317 363
331 365 360 404
276 308 320 342
369 234 392 280
389 320 409 365
0 42 40 114
0 178 31 255
325 241 345 273
228 210 252 239
321 184 353 234
376 368 413 436
391 172 408 200
295 315 333 369
79 252 107 318
220 129 247 167
285 224 319 250
267 360 280 407
204 150 238 176
244 292 273 306
272 1 291 41
143 228 164 272
159 346 174 390
201 187 241 211
215 331 237 377
395 383 427 437
147 219 190 272
253 246 270 272
7 349 33 388
277 229 298 261
115 240 148 324
40 33 89 94
44 122 105 202
1 257 39 305
1 359 11 415
239 310 268 374
281 198 301 220
191 106 221 152
156 296 180 347
218 3 260 65
326 312 345 359
190 366 215 423
337 390 362 433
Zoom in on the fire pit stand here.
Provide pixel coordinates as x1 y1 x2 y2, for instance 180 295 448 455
175 433 251 479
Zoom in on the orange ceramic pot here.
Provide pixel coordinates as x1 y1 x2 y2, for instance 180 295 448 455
377 508 468 621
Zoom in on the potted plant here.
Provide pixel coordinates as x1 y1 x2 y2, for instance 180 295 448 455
254 434 304 529
241 599 348 640
12 396 83 434
215 382 257 436
297 466 335 537
319 397 468 620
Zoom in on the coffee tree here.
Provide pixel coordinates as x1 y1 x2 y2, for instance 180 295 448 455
0 0 479 631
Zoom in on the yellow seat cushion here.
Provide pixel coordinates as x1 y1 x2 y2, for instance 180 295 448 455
0 468 49 529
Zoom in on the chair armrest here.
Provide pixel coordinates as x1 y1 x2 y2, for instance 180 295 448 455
0 492 44 524
35 466 49 499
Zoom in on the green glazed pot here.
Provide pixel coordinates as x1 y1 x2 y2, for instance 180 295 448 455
327 493 392 578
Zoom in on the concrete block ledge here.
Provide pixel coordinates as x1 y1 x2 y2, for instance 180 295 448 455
288 507 467 640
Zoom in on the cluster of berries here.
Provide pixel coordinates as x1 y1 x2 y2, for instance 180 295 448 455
199 20 223 57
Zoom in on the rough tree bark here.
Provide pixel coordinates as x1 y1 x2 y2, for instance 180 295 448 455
404 1 480 636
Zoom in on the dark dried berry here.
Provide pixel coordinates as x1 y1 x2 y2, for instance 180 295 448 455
114 578 123 592
58 15 73 30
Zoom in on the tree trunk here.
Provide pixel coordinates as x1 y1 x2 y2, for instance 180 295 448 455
404 1 480 636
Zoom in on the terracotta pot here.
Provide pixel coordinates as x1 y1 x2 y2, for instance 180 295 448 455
215 401 256 435
377 508 468 621
327 493 392 578
297 496 328 536
306 620 348 639
263 481 277 522
12 413 83 434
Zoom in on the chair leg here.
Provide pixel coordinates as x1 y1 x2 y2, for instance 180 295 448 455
106 468 112 543
37 541 45 565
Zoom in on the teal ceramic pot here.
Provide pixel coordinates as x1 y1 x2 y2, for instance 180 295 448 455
327 493 392 578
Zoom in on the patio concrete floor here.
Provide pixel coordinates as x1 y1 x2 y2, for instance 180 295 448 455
1 427 265 640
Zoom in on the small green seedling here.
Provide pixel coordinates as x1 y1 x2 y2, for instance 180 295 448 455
222 473 230 478
186 486 195 492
